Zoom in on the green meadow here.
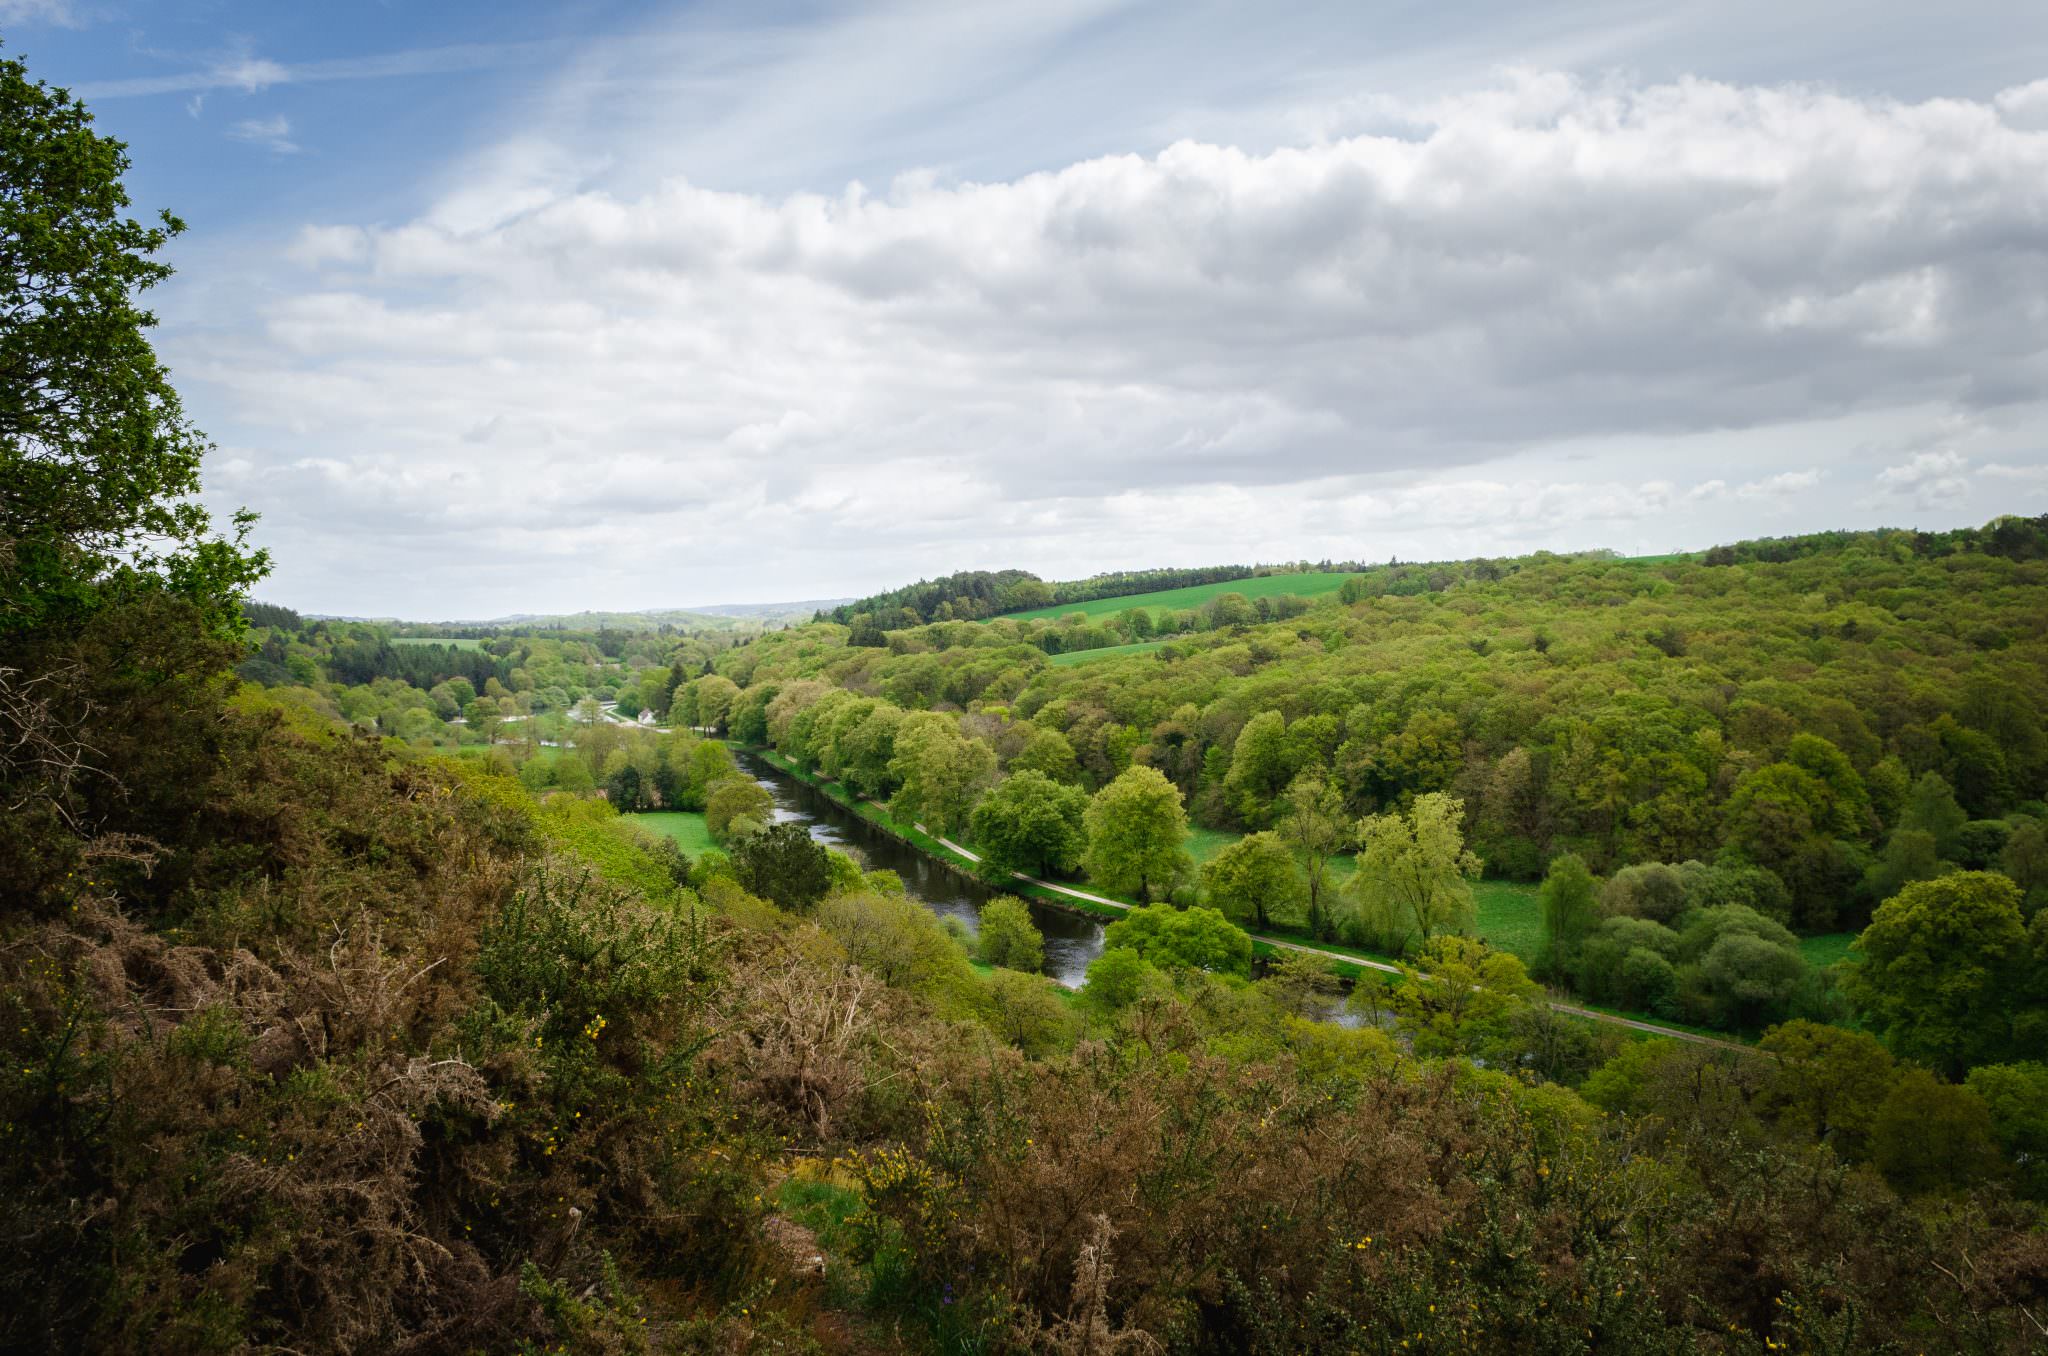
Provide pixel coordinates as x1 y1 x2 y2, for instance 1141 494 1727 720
1003 571 1356 622
391 636 487 651
631 811 717 857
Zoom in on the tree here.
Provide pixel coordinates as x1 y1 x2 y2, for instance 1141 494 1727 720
2000 819 2048 918
818 891 973 991
1101 905 1252 976
1199 831 1301 931
1277 768 1351 940
1260 951 1341 1017
1899 771 1968 859
983 969 1077 1057
692 674 741 732
464 697 501 744
730 821 832 911
976 897 1045 973
1009 727 1080 784
1756 1020 1896 1162
1389 935 1539 1057
1223 710 1293 826
1082 766 1192 902
1082 947 1163 1012
1343 792 1480 955
1870 1069 2003 1194
888 712 996 839
1537 852 1599 976
1 52 265 636
969 770 1088 879
704 775 774 841
1845 872 2030 1078
1965 1061 2048 1198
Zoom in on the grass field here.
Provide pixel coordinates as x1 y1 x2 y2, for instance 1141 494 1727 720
631 811 716 857
392 636 486 651
1473 880 1544 961
1047 639 1176 666
1799 933 1859 968
1004 571 1356 623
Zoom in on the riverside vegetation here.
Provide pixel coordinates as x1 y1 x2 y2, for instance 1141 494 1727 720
5 45 2048 1356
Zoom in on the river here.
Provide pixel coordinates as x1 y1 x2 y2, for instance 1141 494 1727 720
738 751 1107 987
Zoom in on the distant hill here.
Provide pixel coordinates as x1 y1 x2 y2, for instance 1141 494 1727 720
304 599 854 632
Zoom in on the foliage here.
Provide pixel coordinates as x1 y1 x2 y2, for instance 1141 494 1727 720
1341 792 1480 955
1082 766 1192 902
728 820 832 912
1100 905 1252 976
976 896 1046 973
969 768 1088 879
1198 829 1302 931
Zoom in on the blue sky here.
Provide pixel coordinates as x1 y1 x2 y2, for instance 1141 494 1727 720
8 0 2048 617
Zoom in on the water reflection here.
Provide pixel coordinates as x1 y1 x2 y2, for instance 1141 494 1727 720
738 752 1106 988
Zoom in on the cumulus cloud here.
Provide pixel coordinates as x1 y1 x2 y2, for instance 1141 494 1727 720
1873 451 1972 508
183 69 2048 613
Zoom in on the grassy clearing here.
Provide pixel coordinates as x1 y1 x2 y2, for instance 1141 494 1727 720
391 636 486 651
1473 879 1545 962
1003 571 1356 623
1047 638 1175 666
631 810 716 857
1799 932 1859 968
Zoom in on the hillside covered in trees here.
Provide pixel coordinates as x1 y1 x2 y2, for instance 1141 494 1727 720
6 43 2048 1356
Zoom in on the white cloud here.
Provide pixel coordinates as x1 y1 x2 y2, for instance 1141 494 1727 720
77 40 547 100
0 0 79 27
183 69 2048 614
226 114 299 155
1873 450 1972 508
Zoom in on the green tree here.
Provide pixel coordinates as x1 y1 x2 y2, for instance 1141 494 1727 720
1389 935 1539 1057
1537 852 1599 976
968 770 1088 879
1870 1069 2003 1194
1223 710 1294 826
464 697 501 744
982 969 1077 1057
704 775 773 841
1899 771 1968 859
1999 819 2048 918
1009 727 1081 784
1082 765 1192 902
1965 1061 2048 1198
1199 830 1302 931
1082 946 1163 1012
891 716 996 838
975 897 1045 973
1102 904 1252 976
1343 792 1480 955
1 52 265 635
1277 768 1351 940
730 821 832 911
1845 872 2030 1078
1755 1020 1896 1161
692 674 741 732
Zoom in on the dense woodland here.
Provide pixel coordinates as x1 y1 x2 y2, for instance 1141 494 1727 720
4 46 2048 1356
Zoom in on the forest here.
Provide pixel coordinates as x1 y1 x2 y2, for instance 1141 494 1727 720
4 44 2048 1356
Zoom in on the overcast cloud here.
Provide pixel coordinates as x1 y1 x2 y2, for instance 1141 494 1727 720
15 0 2048 616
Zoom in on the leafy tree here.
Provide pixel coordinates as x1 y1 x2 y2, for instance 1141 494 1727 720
969 769 1087 879
1223 710 1294 826
1696 932 1807 1031
1871 1069 2003 1194
888 712 996 838
1277 768 1351 940
1199 830 1302 931
1598 862 1688 924
976 897 1045 973
1845 872 2031 1077
692 674 741 732
817 890 974 991
1082 946 1163 1011
1082 766 1192 902
1965 1061 2048 1198
1342 792 1480 955
730 821 831 911
1390 935 1540 1057
464 697 501 744
982 969 1076 1057
1 53 266 636
1259 951 1341 1017
1102 904 1252 976
1009 727 1081 784
1756 1020 1895 1161
1999 819 2048 918
704 775 773 841
1862 828 1945 907
1537 852 1599 976
1899 771 1968 859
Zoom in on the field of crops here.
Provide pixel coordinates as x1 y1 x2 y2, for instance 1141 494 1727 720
1004 571 1355 622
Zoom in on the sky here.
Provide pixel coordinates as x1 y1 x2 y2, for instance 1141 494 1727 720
9 0 2048 618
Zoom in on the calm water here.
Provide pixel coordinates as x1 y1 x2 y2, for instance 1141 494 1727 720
739 752 1106 987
